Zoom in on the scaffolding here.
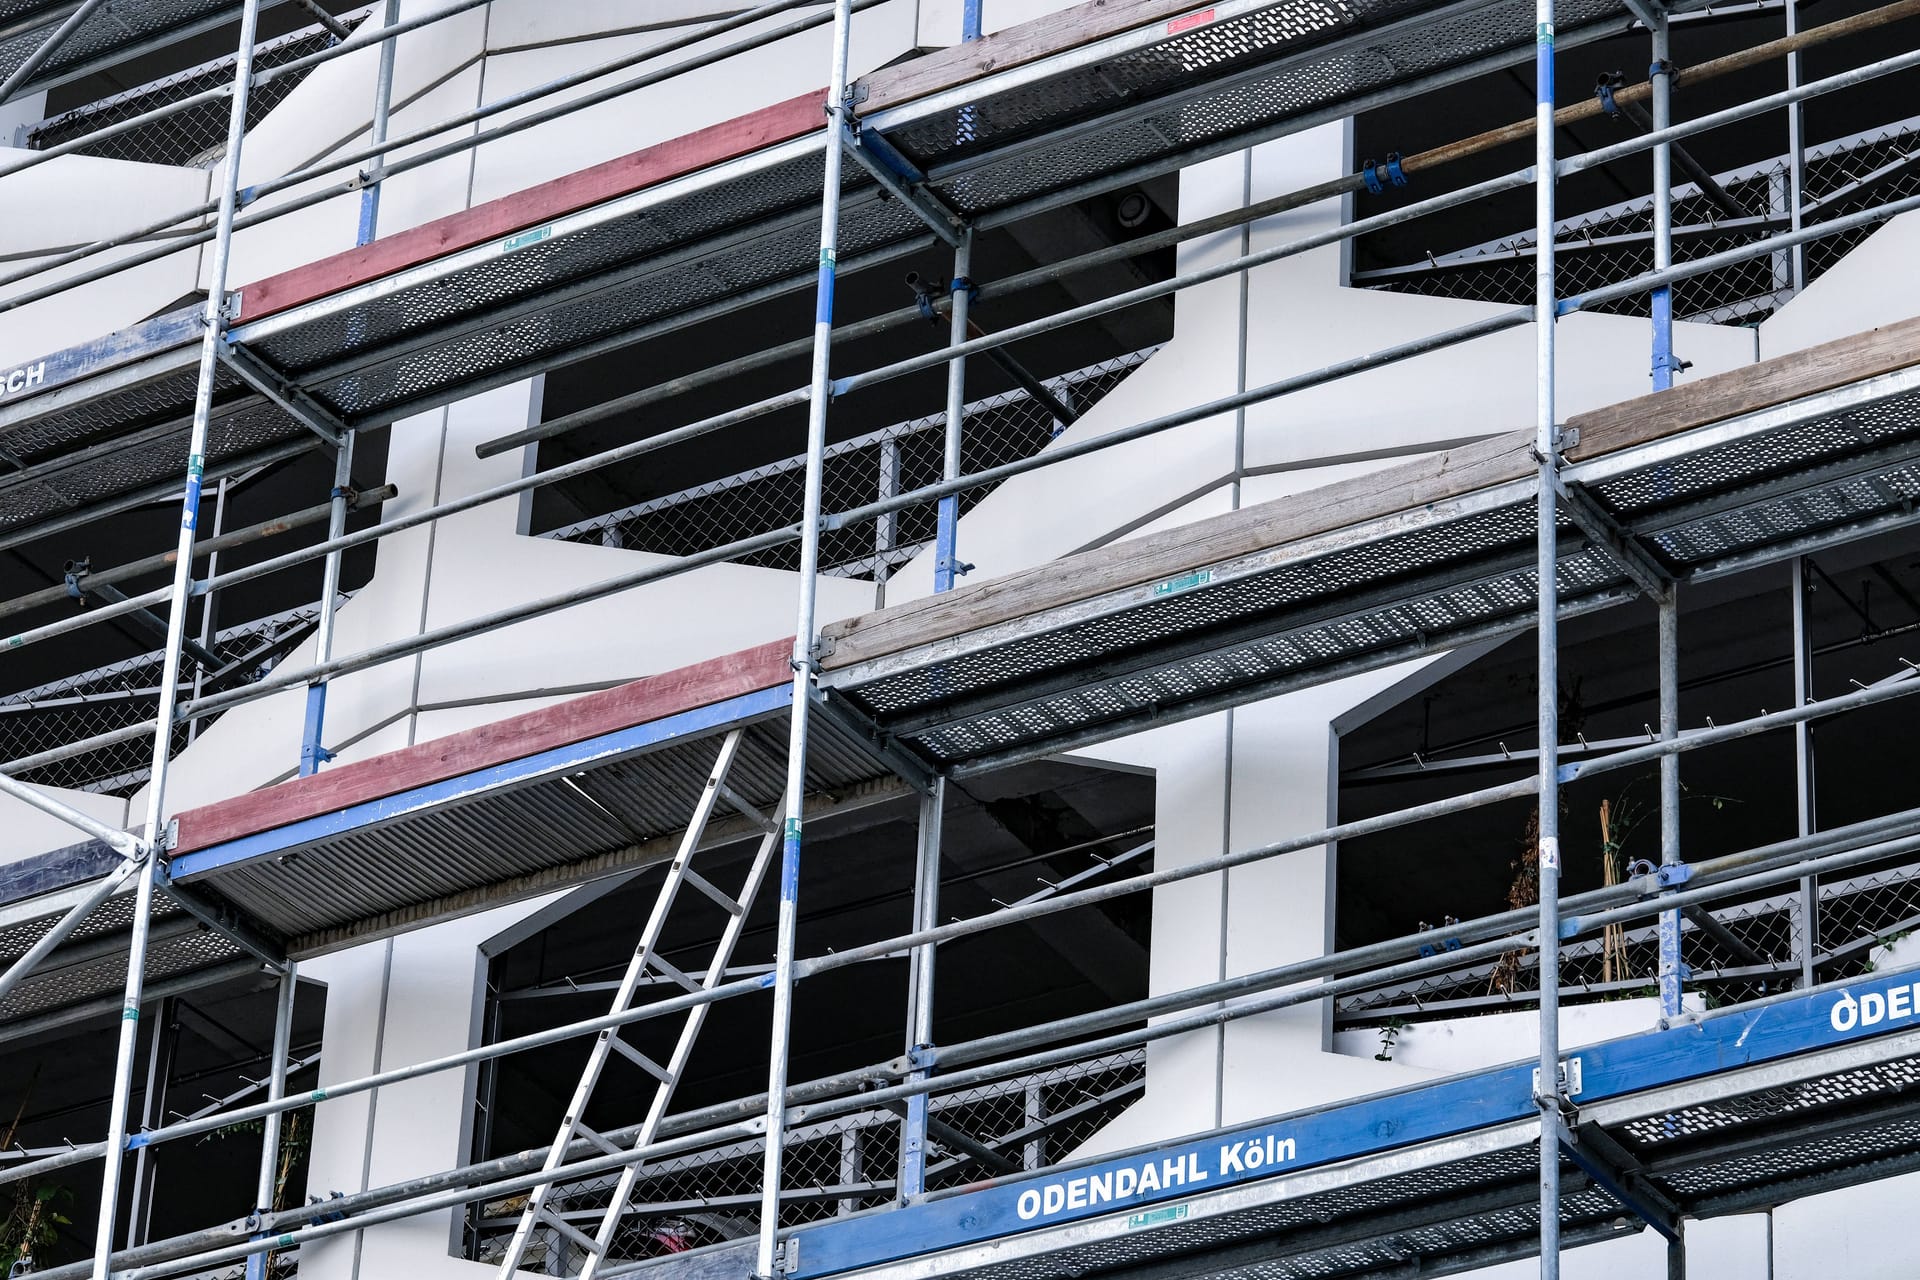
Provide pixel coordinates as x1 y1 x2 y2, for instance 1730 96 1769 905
2 0 1920 1277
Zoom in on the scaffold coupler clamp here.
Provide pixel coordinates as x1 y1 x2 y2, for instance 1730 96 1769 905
1628 856 1692 888
1653 349 1693 379
63 557 90 601
936 551 975 581
1533 1060 1582 1120
1594 70 1626 117
906 270 954 323
951 275 980 304
307 1190 348 1224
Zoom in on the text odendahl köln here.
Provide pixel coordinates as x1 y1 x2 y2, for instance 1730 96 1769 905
1013 1133 1299 1222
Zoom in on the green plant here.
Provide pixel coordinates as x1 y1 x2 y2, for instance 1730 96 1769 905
1 1181 74 1270
1374 1016 1411 1062
0 1068 71 1271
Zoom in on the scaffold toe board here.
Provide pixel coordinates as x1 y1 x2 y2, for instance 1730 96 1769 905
815 316 1920 776
750 966 1920 1280
162 639 903 957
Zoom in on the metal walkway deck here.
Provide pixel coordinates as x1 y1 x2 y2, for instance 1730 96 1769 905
630 966 1920 1280
816 316 1920 776
0 639 911 1030
0 0 1641 547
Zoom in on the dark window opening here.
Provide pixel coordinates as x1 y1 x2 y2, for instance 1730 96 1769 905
1333 524 1920 1027
0 429 389 796
0 971 324 1273
523 182 1179 585
465 759 1155 1272
1349 0 1920 325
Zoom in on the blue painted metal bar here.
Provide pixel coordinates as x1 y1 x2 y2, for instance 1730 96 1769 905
786 962 1920 1278
0 306 199 414
170 683 792 879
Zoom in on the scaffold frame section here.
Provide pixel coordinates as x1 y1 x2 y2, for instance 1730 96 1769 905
766 966 1920 1280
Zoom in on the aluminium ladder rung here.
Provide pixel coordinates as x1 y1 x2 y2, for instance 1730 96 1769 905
536 1207 604 1256
495 728 750 1278
573 1122 624 1158
681 864 747 917
718 782 779 834
645 952 703 994
607 1032 676 1086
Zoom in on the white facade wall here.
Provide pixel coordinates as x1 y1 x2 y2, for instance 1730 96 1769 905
3 2 1920 1275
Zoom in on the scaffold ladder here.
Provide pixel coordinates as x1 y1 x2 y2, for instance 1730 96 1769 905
495 727 783 1277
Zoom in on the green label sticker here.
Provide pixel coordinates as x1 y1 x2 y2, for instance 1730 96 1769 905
504 225 553 252
1127 1204 1188 1229
1152 569 1213 598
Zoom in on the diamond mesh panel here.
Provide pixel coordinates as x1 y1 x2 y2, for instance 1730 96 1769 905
467 1052 1147 1275
1360 117 1920 326
20 13 367 168
544 350 1153 578
0 0 243 89
2 601 334 795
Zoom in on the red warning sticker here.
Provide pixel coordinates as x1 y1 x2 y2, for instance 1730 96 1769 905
1167 7 1216 34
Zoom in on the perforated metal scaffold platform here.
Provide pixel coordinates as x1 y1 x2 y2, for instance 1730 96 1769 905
0 0 1644 548
815 322 1920 776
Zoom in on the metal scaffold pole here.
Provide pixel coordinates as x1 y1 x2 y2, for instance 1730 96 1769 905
1658 590 1684 1017
1650 6 1684 1028
1532 0 1563 1271
759 0 855 1273
244 964 299 1280
92 1 265 1274
302 0 397 777
933 232 973 594
898 778 947 1199
1792 556 1819 986
1649 12 1677 393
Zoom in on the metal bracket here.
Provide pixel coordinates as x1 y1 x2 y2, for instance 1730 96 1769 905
1616 0 1668 31
840 124 968 247
1555 475 1672 597
1532 1055 1585 1103
813 687 940 795
216 341 348 451
63 558 227 672
1563 1121 1684 1241
936 552 976 580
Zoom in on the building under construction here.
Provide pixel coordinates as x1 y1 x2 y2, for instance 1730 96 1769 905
3 0 1920 1276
